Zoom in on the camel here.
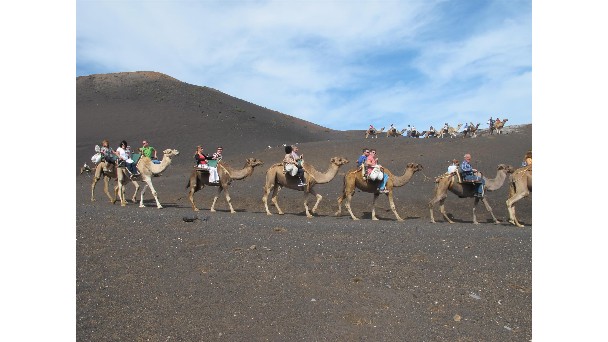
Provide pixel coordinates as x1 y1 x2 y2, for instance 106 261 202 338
89 160 140 204
463 123 481 138
186 158 264 212
409 130 426 138
429 164 514 224
494 119 508 134
262 157 349 218
436 123 462 138
116 149 180 208
387 128 406 137
506 165 532 227
422 130 437 138
365 127 385 139
335 163 424 221
447 123 463 138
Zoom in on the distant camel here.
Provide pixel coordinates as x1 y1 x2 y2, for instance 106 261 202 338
506 165 532 227
429 164 514 224
447 123 463 138
335 163 423 221
494 119 508 134
186 158 264 212
463 123 481 138
436 123 462 138
409 130 425 138
89 161 140 204
365 127 385 139
262 157 349 218
387 128 406 137
116 149 180 208
422 130 437 138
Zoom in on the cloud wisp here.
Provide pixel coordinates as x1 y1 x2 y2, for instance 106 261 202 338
77 0 531 130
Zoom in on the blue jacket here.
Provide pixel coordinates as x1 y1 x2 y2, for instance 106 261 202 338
357 155 367 167
461 160 474 175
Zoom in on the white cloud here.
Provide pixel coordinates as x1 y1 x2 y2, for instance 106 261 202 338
77 0 531 130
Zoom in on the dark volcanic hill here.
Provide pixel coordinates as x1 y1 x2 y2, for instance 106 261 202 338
77 71 354 168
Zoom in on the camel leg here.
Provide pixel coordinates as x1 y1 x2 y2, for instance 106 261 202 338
310 188 322 215
142 178 162 209
262 185 273 215
480 197 500 224
131 182 140 203
343 189 359 220
119 182 127 207
303 191 312 218
270 185 284 215
371 193 380 220
188 183 200 212
386 191 404 221
506 192 528 227
102 176 113 203
438 198 454 223
210 187 221 212
91 176 100 202
335 193 345 216
139 184 149 207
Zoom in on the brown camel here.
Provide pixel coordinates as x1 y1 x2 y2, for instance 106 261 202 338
335 163 424 221
365 127 385 139
262 157 349 218
463 123 481 138
89 160 140 204
387 128 406 137
429 164 514 224
494 119 508 134
436 123 462 138
506 165 532 227
422 130 437 138
116 149 180 208
186 158 264 212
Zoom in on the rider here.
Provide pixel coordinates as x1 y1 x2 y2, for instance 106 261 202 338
366 149 389 193
283 145 305 186
368 124 376 134
357 148 370 178
461 153 485 198
100 139 116 173
522 150 532 167
447 159 459 174
140 140 160 164
115 140 139 178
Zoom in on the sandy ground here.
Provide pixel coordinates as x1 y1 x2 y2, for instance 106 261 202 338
76 72 531 341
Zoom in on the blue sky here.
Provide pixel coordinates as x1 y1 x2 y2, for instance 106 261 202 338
76 0 532 130
77 0 531 130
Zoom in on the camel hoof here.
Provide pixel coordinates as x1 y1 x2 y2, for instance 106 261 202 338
266 213 273 216
473 222 480 225
193 208 199 212
230 211 236 214
372 217 379 221
352 217 359 221
210 209 216 212
494 220 501 224
157 206 163 209
397 218 404 222
139 204 146 208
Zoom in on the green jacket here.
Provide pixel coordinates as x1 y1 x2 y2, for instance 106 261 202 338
141 146 156 158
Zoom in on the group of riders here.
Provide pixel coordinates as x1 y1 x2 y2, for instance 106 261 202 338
368 116 506 138
92 139 160 179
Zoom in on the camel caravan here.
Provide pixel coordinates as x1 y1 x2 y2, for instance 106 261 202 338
81 135 529 227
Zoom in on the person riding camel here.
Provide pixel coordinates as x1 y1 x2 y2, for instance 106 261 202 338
461 153 485 198
283 145 306 186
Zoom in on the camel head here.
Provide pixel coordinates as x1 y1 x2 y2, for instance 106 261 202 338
162 149 180 158
497 164 515 174
246 158 264 167
406 162 424 172
330 157 349 166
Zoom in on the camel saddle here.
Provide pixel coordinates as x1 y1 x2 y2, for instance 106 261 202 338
456 170 483 184
195 159 218 172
